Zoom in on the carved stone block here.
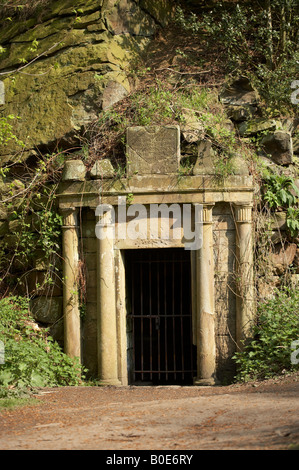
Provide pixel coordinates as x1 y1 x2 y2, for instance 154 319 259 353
126 125 180 176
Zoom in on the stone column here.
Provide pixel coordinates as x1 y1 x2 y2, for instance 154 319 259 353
194 204 217 386
234 203 255 350
96 207 120 385
115 249 128 386
62 208 81 361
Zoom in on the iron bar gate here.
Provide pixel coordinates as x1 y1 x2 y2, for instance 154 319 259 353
126 248 196 385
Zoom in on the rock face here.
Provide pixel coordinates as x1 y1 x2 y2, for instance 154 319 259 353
0 0 173 163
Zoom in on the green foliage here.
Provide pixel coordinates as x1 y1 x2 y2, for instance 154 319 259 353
176 1 299 114
0 152 66 294
286 207 299 237
263 173 299 209
130 82 175 126
0 297 85 398
233 287 299 382
0 115 24 148
262 172 299 237
251 56 299 116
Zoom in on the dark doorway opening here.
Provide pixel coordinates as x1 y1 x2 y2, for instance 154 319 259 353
126 248 197 385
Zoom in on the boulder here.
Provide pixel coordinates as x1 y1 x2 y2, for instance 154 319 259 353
226 105 257 123
270 243 297 274
30 296 63 324
219 76 259 108
102 80 129 110
238 118 279 137
0 0 173 162
193 140 214 175
181 109 204 144
271 212 287 230
230 155 249 175
261 131 293 165
106 0 157 36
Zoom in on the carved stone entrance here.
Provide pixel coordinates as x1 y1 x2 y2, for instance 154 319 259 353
58 125 255 386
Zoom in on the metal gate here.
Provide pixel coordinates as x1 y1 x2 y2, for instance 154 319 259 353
126 248 196 385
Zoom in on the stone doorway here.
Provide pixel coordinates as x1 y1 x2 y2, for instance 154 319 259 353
125 248 196 385
58 125 255 386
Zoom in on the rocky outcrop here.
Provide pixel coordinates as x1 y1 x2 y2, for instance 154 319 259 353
0 0 173 164
219 76 299 300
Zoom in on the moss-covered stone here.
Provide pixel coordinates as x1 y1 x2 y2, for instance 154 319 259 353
0 1 172 163
238 118 280 137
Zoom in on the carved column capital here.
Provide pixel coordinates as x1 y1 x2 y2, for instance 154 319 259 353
193 203 214 224
61 207 79 228
202 203 214 224
234 203 253 224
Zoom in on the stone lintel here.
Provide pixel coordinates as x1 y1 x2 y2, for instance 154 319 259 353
58 175 253 196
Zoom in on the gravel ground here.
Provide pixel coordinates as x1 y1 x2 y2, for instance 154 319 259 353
0 373 298 451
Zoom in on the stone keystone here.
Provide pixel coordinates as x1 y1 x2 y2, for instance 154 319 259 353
126 125 180 176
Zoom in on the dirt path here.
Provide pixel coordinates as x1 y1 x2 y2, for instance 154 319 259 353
0 374 298 451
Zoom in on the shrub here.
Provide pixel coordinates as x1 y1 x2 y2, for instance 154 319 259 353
0 296 85 398
233 287 299 382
